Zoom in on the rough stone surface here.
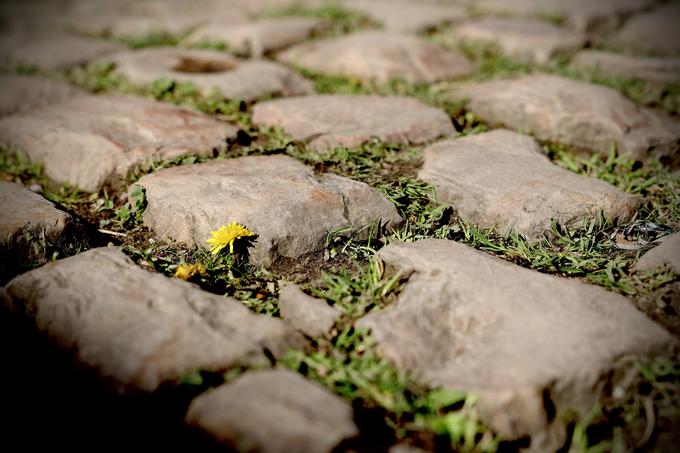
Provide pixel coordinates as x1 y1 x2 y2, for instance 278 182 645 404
343 0 467 33
571 50 680 83
252 95 454 150
105 47 313 101
68 0 248 38
182 18 324 57
187 369 359 453
451 17 586 64
474 0 655 32
419 130 640 240
0 94 238 192
277 31 475 83
135 155 402 267
453 74 680 164
612 4 680 56
0 30 122 70
0 75 86 117
279 284 343 338
635 233 680 274
1 247 305 391
358 239 675 441
0 181 89 281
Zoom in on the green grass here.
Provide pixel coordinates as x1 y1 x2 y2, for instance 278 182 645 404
281 327 498 451
257 1 377 37
118 31 184 49
547 145 680 223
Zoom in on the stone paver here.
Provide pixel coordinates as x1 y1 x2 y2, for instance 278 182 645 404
571 50 680 83
0 94 238 192
187 369 359 453
105 47 313 101
279 284 343 338
0 75 86 117
419 130 640 240
0 30 122 70
342 0 467 33
612 4 680 56
453 74 680 164
474 0 655 33
68 0 248 38
1 247 305 392
0 181 89 280
635 233 680 274
182 18 324 57
358 239 675 441
451 17 586 64
277 31 475 83
135 155 402 267
252 95 454 150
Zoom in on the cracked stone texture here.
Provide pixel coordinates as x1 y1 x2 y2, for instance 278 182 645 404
453 74 680 165
342 0 467 33
571 50 680 83
252 95 454 150
0 30 123 70
0 74 86 117
635 233 680 274
0 181 89 282
419 130 640 240
474 0 655 33
0 94 238 192
451 17 586 64
358 239 675 443
1 247 305 392
277 31 475 84
135 155 402 267
105 48 313 101
182 18 324 58
279 284 343 338
612 4 680 56
187 369 359 453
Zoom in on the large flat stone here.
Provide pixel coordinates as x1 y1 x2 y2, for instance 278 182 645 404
252 95 454 150
635 233 680 274
187 369 359 453
0 94 238 192
474 0 655 33
451 17 586 64
0 74 86 117
342 0 467 33
571 50 680 83
419 130 640 240
182 18 324 57
358 239 675 442
135 155 402 267
0 30 122 70
612 4 680 56
1 247 305 392
277 31 475 83
0 181 89 281
453 74 680 165
105 47 313 101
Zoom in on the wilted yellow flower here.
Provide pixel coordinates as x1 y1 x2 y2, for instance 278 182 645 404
206 221 256 255
174 263 206 280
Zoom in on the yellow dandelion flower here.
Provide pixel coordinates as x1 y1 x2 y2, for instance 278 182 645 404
206 221 256 255
174 263 206 280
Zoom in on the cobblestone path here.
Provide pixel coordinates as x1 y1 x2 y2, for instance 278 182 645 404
1 1 679 452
